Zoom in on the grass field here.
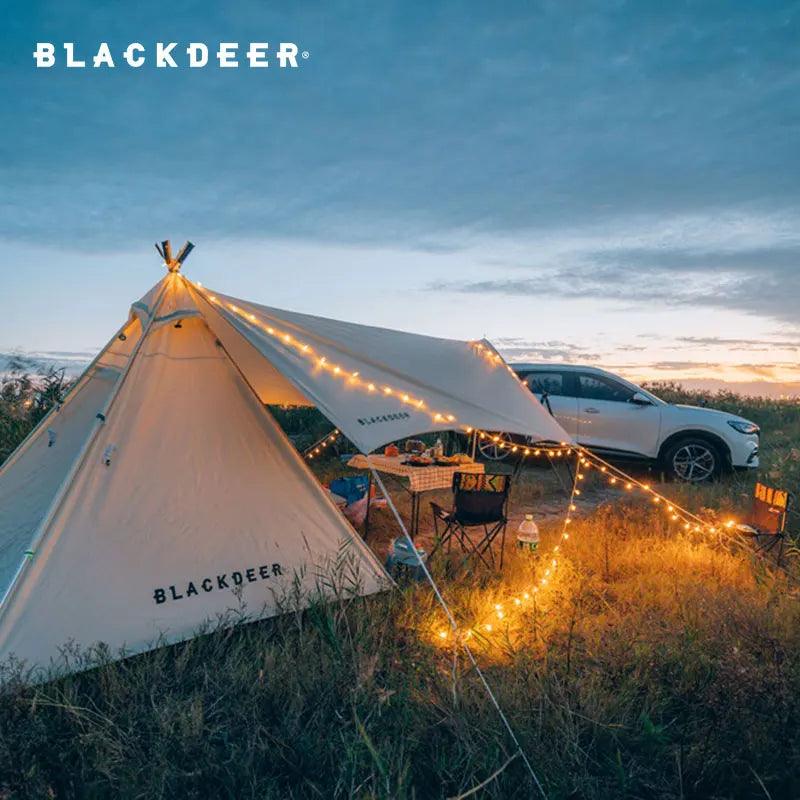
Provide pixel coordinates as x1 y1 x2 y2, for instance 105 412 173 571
1 374 800 799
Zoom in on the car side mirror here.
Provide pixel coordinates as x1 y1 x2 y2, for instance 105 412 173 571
629 391 653 406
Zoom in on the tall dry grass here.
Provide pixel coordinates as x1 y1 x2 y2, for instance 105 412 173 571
2 503 800 798
1 386 800 798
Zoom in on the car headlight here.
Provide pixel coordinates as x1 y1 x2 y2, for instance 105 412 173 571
727 420 760 435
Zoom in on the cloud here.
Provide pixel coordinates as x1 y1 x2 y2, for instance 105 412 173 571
646 361 726 371
492 337 600 362
0 350 91 378
428 217 800 325
1 2 799 254
675 335 800 351
2 1 799 367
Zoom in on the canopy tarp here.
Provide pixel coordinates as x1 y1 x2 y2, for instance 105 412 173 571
181 280 570 454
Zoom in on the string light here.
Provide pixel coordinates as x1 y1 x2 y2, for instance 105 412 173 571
194 284 739 651
193 282 468 428
425 436 739 648
304 429 341 459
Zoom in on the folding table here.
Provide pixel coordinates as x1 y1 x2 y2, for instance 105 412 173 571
346 454 485 539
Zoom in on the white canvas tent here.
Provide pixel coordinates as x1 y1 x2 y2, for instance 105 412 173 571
0 247 570 676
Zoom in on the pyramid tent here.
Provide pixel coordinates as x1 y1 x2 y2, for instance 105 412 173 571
0 252 570 677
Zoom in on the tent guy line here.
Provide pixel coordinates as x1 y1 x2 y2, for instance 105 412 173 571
367 464 548 799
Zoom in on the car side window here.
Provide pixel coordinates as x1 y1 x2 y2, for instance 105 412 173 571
578 374 635 402
524 372 565 397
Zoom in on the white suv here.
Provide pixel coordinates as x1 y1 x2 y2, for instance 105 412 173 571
485 364 760 482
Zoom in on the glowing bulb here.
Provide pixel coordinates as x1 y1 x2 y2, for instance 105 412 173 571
383 387 392 395
333 366 341 375
368 383 375 392
438 630 447 640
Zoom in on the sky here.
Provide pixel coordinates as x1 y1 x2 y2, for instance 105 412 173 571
1 1 799 395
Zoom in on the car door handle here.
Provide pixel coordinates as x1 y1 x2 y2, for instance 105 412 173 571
583 407 599 414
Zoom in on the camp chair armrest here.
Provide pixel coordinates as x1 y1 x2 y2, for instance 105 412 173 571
430 501 451 521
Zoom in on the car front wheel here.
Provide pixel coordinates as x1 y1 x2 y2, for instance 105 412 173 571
663 437 722 483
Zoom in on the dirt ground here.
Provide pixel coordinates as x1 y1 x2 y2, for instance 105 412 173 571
354 458 645 566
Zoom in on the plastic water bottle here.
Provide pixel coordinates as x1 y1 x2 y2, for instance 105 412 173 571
516 514 539 552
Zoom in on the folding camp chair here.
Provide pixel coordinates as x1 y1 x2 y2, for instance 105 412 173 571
737 481 793 564
430 472 511 569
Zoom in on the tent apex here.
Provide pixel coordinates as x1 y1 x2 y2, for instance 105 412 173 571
154 239 195 273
